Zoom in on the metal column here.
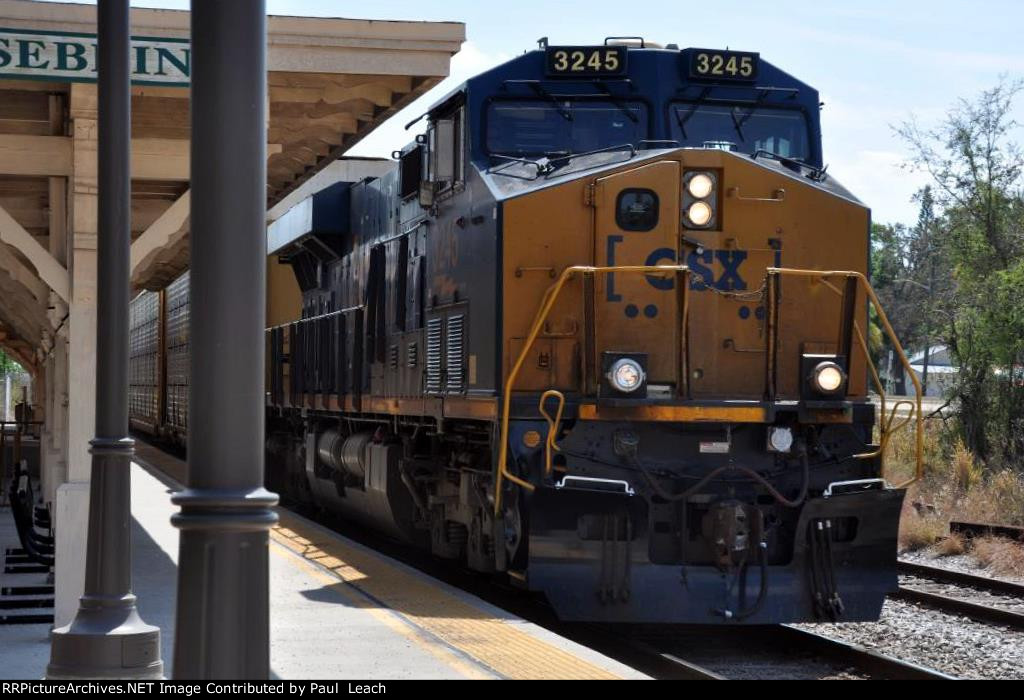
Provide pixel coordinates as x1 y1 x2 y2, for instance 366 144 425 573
48 0 163 679
171 0 278 679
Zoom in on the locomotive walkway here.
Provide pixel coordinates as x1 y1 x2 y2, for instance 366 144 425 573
0 444 645 680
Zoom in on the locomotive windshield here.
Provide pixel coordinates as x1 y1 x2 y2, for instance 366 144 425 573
486 99 647 156
669 103 810 160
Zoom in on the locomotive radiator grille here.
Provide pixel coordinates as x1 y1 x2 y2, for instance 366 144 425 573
446 314 465 393
425 318 443 394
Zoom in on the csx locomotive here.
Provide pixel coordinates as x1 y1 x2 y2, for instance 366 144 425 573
130 39 921 624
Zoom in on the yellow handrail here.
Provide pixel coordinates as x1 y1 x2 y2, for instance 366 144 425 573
493 264 688 514
767 268 923 488
492 264 923 515
539 389 566 476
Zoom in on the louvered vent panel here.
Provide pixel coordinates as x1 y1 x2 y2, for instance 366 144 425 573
406 342 418 368
425 318 443 394
446 314 465 393
389 344 399 370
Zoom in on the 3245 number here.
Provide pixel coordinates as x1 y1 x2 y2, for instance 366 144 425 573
546 46 627 76
689 50 758 81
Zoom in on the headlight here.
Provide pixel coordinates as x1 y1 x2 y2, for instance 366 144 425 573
608 358 645 393
687 172 714 199
812 361 845 394
768 426 793 453
686 201 713 227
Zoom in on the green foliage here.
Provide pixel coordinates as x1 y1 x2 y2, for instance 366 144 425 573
869 189 949 389
0 349 21 375
883 78 1024 466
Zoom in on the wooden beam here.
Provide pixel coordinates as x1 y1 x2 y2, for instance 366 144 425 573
269 124 348 147
0 274 46 349
0 134 72 177
132 138 190 181
271 114 359 134
0 199 48 230
130 190 190 283
130 139 282 181
0 202 69 302
0 244 49 303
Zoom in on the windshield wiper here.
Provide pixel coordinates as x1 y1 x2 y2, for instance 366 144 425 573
503 80 573 122
592 81 639 124
734 86 799 132
673 87 711 139
729 106 747 141
751 149 828 181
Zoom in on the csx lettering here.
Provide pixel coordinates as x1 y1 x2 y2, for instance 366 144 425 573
642 248 749 291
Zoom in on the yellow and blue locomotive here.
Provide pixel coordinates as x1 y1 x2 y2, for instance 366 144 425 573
136 39 923 624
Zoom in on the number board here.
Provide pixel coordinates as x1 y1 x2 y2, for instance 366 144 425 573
688 49 759 81
546 46 627 77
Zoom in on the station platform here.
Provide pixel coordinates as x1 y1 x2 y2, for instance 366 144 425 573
0 444 647 680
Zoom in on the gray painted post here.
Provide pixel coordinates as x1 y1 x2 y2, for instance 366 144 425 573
171 0 278 679
47 0 163 679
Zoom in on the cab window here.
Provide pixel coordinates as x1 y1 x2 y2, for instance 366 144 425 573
486 99 647 156
669 103 809 160
428 105 466 192
616 189 659 231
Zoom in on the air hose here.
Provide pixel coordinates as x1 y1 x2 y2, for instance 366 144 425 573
629 444 811 509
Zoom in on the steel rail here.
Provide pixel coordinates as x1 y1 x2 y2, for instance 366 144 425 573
892 586 1024 630
776 625 956 680
897 560 1024 597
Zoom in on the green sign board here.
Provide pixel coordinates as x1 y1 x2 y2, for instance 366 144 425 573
0 28 189 86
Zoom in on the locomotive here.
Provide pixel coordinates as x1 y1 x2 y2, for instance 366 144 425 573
130 39 921 624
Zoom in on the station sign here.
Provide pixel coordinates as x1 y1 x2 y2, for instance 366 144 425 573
0 28 190 86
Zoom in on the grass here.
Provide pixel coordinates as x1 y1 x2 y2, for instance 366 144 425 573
886 418 1024 576
971 536 1024 577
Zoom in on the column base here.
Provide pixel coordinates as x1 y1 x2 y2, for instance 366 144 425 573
47 604 162 679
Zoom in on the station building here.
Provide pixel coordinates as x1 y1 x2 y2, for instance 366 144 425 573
0 0 463 625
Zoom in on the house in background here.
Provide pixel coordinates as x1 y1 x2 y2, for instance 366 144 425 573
907 344 958 397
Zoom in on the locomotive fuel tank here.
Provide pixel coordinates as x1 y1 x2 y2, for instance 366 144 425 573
304 429 423 544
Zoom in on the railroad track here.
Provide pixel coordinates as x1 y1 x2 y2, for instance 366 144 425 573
896 560 1024 631
595 624 955 680
133 438 958 680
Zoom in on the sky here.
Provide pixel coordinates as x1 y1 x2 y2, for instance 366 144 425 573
40 0 1024 226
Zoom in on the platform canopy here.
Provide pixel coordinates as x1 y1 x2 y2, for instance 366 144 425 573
0 0 464 369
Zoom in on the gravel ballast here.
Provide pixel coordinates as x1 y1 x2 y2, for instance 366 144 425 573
799 597 1024 679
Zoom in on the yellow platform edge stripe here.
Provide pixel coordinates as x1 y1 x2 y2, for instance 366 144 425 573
270 511 622 680
268 545 494 680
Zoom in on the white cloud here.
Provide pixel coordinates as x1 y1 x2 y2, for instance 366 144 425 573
828 148 931 224
819 96 939 224
346 42 511 159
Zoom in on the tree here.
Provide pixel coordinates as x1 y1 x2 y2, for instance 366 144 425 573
896 80 1024 268
895 79 1024 464
870 189 951 393
0 348 21 375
